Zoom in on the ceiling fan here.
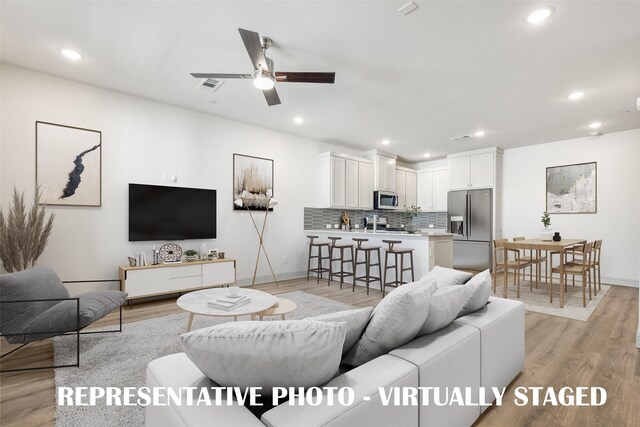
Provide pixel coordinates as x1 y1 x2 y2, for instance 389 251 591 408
190 28 335 106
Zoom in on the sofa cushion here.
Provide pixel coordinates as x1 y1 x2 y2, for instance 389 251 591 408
181 320 346 394
17 290 128 343
425 266 473 288
342 278 437 367
305 307 373 354
419 285 472 336
0 267 70 343
458 269 491 317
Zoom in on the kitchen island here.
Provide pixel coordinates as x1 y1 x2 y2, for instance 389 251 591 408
304 229 453 282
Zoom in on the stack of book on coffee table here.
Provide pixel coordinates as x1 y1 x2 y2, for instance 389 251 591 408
207 294 252 311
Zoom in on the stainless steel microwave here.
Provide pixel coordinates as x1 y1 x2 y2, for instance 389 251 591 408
373 190 398 210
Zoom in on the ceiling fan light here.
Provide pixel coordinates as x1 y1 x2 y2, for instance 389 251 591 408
253 70 275 90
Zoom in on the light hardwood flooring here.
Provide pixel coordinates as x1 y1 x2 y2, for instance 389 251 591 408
1 277 638 426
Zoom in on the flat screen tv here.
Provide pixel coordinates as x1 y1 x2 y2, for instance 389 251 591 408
128 184 216 241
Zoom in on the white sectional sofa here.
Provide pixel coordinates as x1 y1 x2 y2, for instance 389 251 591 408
146 297 524 427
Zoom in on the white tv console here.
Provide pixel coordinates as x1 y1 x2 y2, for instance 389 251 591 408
119 258 236 299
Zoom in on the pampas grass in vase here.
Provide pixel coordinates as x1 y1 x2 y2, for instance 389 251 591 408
0 188 55 272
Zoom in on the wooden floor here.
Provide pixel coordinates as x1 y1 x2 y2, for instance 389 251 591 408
1 277 638 426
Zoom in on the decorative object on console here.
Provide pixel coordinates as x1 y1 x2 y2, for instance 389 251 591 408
198 243 208 260
233 154 274 211
208 249 218 259
217 251 225 259
158 243 182 263
127 257 136 267
184 250 198 262
402 204 421 233
0 188 55 272
546 162 597 214
234 196 278 287
540 211 553 241
553 232 562 242
36 121 102 206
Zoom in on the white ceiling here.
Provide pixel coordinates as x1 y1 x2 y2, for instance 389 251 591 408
1 1 639 162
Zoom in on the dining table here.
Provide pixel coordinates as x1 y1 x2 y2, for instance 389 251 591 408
502 238 587 308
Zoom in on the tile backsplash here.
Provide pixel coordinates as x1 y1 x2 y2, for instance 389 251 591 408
304 207 448 230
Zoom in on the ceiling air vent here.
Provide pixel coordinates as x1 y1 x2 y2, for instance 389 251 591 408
197 78 224 93
450 134 474 142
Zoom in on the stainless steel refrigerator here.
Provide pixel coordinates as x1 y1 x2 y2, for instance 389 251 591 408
447 189 492 270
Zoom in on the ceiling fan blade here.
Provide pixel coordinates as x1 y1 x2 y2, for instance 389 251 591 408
238 28 270 72
262 87 281 106
191 73 252 79
275 72 335 84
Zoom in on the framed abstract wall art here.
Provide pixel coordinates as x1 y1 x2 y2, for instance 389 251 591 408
233 153 274 211
36 121 102 207
546 162 597 214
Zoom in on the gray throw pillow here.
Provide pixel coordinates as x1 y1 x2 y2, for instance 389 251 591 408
181 320 346 394
342 278 437 367
458 269 491 317
425 265 473 288
305 307 373 354
419 285 472 336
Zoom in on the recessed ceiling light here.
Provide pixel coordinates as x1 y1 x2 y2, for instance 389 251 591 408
423 153 431 158
381 139 390 145
526 7 553 24
590 131 600 136
293 116 304 124
568 91 585 100
588 122 602 129
60 48 82 61
474 130 486 137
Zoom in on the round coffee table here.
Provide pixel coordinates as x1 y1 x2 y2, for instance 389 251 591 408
177 288 277 332
256 297 297 320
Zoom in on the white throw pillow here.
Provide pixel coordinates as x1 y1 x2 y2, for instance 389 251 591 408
458 269 492 317
181 320 346 394
305 307 373 354
419 285 472 336
425 265 473 288
342 278 438 367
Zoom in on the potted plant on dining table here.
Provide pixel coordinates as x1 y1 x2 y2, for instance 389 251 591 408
540 211 553 241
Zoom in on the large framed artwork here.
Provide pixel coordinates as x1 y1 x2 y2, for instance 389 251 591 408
233 153 274 211
36 121 102 206
546 162 597 214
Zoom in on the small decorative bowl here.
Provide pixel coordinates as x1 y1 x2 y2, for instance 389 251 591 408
184 255 198 262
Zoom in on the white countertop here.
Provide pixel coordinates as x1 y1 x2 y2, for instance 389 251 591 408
304 229 454 238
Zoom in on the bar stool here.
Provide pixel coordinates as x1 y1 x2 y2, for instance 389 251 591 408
382 240 415 295
352 238 383 295
306 235 330 283
328 237 355 289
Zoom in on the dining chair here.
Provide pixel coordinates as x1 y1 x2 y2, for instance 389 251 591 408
551 242 593 307
566 240 602 296
492 239 531 298
513 237 547 290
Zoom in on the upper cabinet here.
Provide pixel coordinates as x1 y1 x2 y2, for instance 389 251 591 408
417 168 449 212
319 152 373 209
448 148 502 190
395 167 417 208
364 150 397 192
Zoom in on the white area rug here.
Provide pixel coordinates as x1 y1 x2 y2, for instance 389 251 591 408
53 290 354 426
492 276 610 321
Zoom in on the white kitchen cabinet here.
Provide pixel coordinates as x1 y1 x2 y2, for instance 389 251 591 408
345 159 359 208
319 152 374 209
396 168 417 208
331 156 346 206
448 149 498 190
358 162 374 208
364 150 397 191
417 168 449 212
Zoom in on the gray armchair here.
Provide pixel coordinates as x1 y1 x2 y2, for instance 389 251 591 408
0 267 127 372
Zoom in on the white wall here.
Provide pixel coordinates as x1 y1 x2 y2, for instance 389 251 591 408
502 129 640 287
0 64 349 290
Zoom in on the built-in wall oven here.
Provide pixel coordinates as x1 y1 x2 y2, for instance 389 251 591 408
373 190 398 210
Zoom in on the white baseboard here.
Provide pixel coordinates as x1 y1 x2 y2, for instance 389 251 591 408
601 276 639 288
236 271 307 287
